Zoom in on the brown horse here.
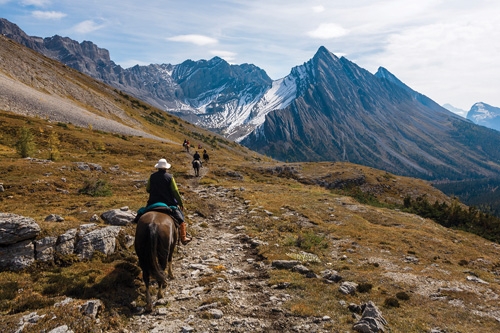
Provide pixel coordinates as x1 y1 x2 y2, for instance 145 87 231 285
134 211 178 312
192 159 201 177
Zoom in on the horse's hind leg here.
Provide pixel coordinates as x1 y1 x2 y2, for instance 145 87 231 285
156 281 165 301
156 252 168 300
167 260 174 279
143 271 153 313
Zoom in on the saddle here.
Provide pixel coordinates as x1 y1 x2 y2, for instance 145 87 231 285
149 207 182 226
134 203 183 226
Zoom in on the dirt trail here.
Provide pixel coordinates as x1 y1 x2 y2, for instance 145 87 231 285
124 163 332 333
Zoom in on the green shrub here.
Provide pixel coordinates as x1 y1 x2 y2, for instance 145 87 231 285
295 231 328 252
396 291 410 300
357 283 373 293
384 297 400 308
79 179 112 197
15 127 36 157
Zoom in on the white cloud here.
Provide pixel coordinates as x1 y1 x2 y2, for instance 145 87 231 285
372 18 500 110
167 34 218 46
72 20 105 34
118 59 151 69
312 5 325 13
32 10 66 19
209 50 237 62
307 23 348 39
21 0 50 6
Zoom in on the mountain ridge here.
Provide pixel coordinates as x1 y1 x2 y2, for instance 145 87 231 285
2 17 500 182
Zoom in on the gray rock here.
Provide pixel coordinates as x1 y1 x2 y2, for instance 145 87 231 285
35 236 57 262
19 311 44 325
75 226 121 259
0 213 41 245
100 208 136 225
197 302 219 311
271 260 301 269
0 239 35 270
80 299 102 319
466 275 489 284
322 270 343 283
75 162 102 171
181 326 195 333
208 308 224 319
44 214 64 222
339 281 358 295
352 301 388 333
48 325 74 333
55 229 77 255
292 264 310 274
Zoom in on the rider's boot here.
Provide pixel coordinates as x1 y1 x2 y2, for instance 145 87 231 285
179 222 192 245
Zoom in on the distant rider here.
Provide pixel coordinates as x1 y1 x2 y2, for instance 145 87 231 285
193 151 202 167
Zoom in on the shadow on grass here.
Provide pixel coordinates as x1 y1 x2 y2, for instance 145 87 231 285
40 260 141 318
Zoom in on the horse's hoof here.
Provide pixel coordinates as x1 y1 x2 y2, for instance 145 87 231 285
132 306 146 315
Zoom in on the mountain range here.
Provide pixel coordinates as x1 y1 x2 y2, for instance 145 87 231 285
2 17 500 181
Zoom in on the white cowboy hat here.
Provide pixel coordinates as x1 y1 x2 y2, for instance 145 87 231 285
154 158 171 169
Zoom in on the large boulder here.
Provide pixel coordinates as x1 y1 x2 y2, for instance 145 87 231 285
100 207 135 226
0 213 40 245
75 226 121 259
353 301 388 333
0 239 35 270
35 236 57 262
55 229 77 255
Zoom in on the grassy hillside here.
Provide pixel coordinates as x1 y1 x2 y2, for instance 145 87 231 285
1 35 500 332
1 111 500 332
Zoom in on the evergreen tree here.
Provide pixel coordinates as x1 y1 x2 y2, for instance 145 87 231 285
48 131 60 161
15 127 36 158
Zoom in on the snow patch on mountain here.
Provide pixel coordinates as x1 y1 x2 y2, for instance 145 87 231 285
469 102 495 122
189 75 297 141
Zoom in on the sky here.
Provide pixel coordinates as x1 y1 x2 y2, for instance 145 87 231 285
1 0 499 112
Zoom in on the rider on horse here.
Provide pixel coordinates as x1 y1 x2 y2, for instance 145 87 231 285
203 149 209 163
145 158 191 245
193 151 202 167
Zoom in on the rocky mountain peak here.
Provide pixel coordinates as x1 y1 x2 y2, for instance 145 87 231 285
466 102 500 131
3 18 500 181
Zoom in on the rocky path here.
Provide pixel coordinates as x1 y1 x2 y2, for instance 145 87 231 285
123 174 333 332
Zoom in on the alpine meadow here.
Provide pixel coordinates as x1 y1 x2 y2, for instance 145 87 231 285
1 20 500 333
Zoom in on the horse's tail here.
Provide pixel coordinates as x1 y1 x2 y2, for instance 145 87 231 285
143 223 169 285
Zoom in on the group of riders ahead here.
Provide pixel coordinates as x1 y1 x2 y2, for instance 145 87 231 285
183 139 209 168
134 139 211 245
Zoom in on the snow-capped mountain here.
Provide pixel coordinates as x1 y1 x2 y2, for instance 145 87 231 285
3 18 500 181
466 102 500 132
442 103 468 118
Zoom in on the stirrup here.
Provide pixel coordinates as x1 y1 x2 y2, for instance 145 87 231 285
181 232 192 245
181 237 192 245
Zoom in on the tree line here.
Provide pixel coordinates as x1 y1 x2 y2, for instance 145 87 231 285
403 195 500 243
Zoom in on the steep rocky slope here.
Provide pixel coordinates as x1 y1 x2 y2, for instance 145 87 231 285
4 18 500 183
242 47 500 180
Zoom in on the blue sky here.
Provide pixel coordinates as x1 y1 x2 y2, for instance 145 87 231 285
1 0 499 111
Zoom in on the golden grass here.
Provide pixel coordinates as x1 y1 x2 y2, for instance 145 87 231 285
2 110 500 332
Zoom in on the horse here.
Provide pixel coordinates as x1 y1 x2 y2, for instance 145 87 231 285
134 211 178 312
184 143 190 153
192 159 201 177
203 152 209 164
